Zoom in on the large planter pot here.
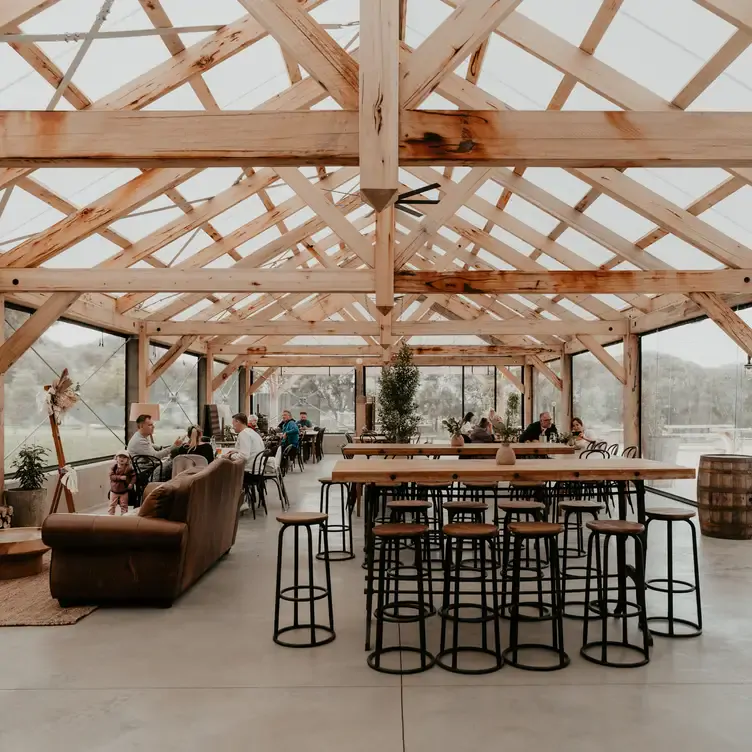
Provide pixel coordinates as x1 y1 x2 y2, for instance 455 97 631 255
450 434 465 447
495 443 516 466
5 489 47 528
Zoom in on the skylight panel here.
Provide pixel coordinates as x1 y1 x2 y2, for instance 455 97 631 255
648 235 724 270
561 83 622 111
42 235 120 268
111 196 186 240
626 168 730 206
236 226 282 257
504 195 560 235
489 225 534 256
404 0 453 44
593 294 630 311
584 194 655 243
152 232 212 265
33 168 141 206
555 298 597 321
143 83 205 110
701 186 752 249
689 45 752 111
159 0 244 26
595 0 731 101
210 195 268 235
518 0 604 47
556 228 614 266
522 169 591 206
0 45 73 110
176 169 241 202
0 188 65 246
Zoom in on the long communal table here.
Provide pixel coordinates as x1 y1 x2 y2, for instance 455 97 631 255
342 442 575 458
332 458 696 647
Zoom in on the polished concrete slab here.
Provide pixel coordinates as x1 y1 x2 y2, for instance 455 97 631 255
0 457 750 750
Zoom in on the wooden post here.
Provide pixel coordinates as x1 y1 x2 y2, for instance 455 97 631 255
137 324 149 402
204 344 214 406
623 333 640 453
523 363 534 427
560 353 572 433
244 362 252 415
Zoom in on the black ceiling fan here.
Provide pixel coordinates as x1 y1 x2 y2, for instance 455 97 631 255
393 182 441 217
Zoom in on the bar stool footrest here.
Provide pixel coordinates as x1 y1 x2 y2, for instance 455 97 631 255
581 640 649 668
274 624 336 649
646 616 702 638
502 644 570 672
435 646 503 675
368 645 435 675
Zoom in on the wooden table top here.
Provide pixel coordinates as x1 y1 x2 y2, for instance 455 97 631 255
332 458 696 484
342 442 575 457
0 527 49 557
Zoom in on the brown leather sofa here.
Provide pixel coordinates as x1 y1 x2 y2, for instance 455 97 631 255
41 456 245 607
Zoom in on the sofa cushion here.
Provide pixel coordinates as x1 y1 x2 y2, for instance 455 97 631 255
138 483 173 519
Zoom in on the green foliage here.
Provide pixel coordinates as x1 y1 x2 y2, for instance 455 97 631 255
497 392 521 443
441 417 463 437
11 444 48 491
378 343 420 443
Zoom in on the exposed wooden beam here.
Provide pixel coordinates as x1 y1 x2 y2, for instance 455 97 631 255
393 269 752 295
240 0 359 109
560 353 572 433
400 0 523 108
211 354 246 391
147 335 197 387
399 318 624 336
0 1 59 30
689 291 752 356
0 292 78 376
0 269 376 293
248 366 277 395
577 334 626 385
695 0 752 33
7 111 752 167
523 363 534 421
496 363 524 393
229 356 526 367
411 345 552 357
147 321 379 337
623 333 640 452
138 325 149 402
359 0 399 211
529 354 562 391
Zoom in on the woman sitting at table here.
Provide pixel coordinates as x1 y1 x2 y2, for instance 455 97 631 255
571 417 597 449
460 411 475 437
468 417 496 443
174 424 215 464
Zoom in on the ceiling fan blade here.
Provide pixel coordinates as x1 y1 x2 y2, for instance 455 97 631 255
395 204 424 218
397 183 441 202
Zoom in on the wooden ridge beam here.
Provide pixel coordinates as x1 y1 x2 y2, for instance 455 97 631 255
6 111 752 167
396 319 626 336
224 355 526 367
0 269 376 293
393 270 752 295
146 321 380 336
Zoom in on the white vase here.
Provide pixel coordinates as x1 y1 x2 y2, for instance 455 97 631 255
495 443 516 465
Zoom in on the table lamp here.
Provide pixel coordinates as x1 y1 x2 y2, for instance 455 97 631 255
129 403 161 422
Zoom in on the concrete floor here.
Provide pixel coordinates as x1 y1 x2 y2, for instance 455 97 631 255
1 457 751 751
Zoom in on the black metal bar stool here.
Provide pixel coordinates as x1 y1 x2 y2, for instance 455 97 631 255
645 508 702 639
581 519 650 668
503 521 569 671
366 523 435 674
559 500 603 620
443 501 490 576
273 512 335 648
317 477 354 562
437 522 502 674
414 481 453 565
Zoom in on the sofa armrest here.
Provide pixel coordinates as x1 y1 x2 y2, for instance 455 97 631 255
42 514 186 552
143 482 162 499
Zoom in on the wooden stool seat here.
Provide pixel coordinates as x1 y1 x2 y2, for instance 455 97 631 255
276 512 328 525
559 500 604 512
443 522 498 539
497 500 545 512
587 519 645 535
646 507 696 522
372 523 428 538
509 521 563 537
318 476 346 484
387 500 432 510
443 501 488 511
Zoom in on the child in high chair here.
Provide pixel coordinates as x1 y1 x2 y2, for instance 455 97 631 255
109 451 135 515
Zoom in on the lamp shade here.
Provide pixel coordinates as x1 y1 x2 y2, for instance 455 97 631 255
129 403 161 422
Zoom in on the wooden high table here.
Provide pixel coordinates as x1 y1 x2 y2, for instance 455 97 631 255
342 442 575 458
332 458 696 640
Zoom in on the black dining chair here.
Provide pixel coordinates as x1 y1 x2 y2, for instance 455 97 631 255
130 455 163 508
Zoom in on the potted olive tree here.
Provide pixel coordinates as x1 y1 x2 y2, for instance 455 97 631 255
6 444 49 527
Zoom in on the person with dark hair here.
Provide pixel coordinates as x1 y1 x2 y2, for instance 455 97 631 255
297 411 313 429
126 414 182 459
469 417 496 443
228 412 264 471
519 411 558 443
460 412 475 436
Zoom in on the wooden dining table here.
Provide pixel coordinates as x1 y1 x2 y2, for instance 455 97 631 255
342 441 575 458
333 457 696 640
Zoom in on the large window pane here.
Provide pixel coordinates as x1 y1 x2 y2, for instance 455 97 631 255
4 308 126 470
213 361 239 422
415 366 462 439
573 344 624 448
642 313 752 499
464 366 496 417
253 367 354 432
497 366 523 427
148 347 198 444
534 360 561 426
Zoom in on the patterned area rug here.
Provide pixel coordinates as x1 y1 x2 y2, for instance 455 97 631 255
0 553 97 626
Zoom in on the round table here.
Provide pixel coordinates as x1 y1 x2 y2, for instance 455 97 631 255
0 527 50 579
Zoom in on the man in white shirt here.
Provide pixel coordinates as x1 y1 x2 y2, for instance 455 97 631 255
229 412 265 472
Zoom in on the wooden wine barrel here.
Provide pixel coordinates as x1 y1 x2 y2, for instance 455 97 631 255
697 454 752 540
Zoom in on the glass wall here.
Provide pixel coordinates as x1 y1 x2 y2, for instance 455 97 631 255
642 310 752 499
148 346 198 445
533 360 561 427
415 366 463 439
213 361 240 425
573 344 624 448
253 367 355 432
4 308 126 470
464 366 496 417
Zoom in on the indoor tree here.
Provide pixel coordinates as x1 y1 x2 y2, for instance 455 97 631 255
378 343 421 443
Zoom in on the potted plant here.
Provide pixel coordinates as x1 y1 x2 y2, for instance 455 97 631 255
495 393 521 465
378 343 420 443
442 417 465 447
5 444 49 527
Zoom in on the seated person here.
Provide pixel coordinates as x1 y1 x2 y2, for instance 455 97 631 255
468 417 496 443
571 417 596 449
519 411 558 443
126 413 183 479
227 412 265 471
248 414 259 432
297 411 313 429
460 411 475 436
279 409 300 449
174 424 215 464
